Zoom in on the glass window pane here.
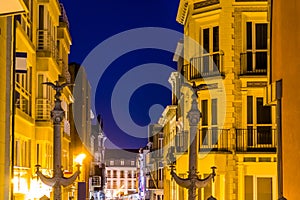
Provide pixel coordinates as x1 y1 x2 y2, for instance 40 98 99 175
256 52 267 70
201 100 208 126
212 99 217 125
257 177 272 200
202 128 208 145
257 126 272 145
213 26 219 52
203 28 210 53
247 52 253 72
202 55 209 74
256 23 268 50
257 97 271 124
247 96 253 124
245 176 253 200
247 22 252 50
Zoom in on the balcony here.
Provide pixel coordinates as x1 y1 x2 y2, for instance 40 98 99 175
36 98 52 120
59 3 70 29
37 30 59 62
189 52 224 80
199 129 229 152
236 127 277 152
240 52 267 75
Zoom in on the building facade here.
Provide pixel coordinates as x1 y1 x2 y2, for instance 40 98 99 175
269 0 300 199
148 0 277 199
105 149 139 199
89 115 107 200
0 1 25 198
0 0 91 199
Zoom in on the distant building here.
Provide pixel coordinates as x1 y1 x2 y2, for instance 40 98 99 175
89 115 107 200
145 125 164 200
105 149 139 199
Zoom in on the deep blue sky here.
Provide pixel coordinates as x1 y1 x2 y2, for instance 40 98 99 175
60 0 183 149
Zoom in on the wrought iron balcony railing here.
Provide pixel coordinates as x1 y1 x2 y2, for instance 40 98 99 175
236 127 277 152
240 52 267 75
189 52 224 80
59 3 70 29
36 98 52 120
198 128 229 152
37 30 59 62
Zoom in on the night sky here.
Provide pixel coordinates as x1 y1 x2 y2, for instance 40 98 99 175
60 0 183 149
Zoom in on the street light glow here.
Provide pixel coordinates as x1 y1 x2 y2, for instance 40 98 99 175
75 153 86 165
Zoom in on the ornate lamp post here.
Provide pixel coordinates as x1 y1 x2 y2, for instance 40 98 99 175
169 83 217 200
36 81 80 200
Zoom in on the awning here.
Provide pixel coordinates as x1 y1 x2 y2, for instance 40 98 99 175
0 0 24 16
16 52 27 73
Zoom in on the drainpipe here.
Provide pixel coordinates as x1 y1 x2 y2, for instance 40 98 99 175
276 80 286 200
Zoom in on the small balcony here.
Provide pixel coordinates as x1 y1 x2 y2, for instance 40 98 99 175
236 127 277 152
240 52 267 75
37 30 59 62
59 3 70 29
189 52 224 80
36 98 52 121
199 128 229 152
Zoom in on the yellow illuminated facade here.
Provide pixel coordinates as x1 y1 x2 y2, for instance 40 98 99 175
149 0 278 199
0 0 91 199
269 0 300 199
0 16 14 200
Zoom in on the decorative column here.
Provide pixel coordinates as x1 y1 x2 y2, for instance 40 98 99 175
36 81 80 200
169 82 216 200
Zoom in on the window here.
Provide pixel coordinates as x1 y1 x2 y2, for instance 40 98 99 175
15 0 33 40
201 100 208 126
200 99 220 148
14 139 30 167
120 160 124 166
107 170 111 178
92 176 101 186
113 180 117 188
244 22 268 73
120 171 125 178
130 160 135 166
246 96 273 147
113 170 117 178
158 138 163 156
190 26 221 79
15 67 32 116
256 98 271 124
245 176 272 200
211 99 218 125
106 180 111 189
110 160 114 166
36 74 53 120
158 168 163 181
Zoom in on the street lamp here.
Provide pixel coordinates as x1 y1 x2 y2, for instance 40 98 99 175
36 81 80 200
168 82 217 200
75 153 86 180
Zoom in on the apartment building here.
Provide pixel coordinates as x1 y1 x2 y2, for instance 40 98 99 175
269 0 300 199
89 115 107 200
0 0 91 199
148 0 277 199
105 149 139 199
0 1 25 199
